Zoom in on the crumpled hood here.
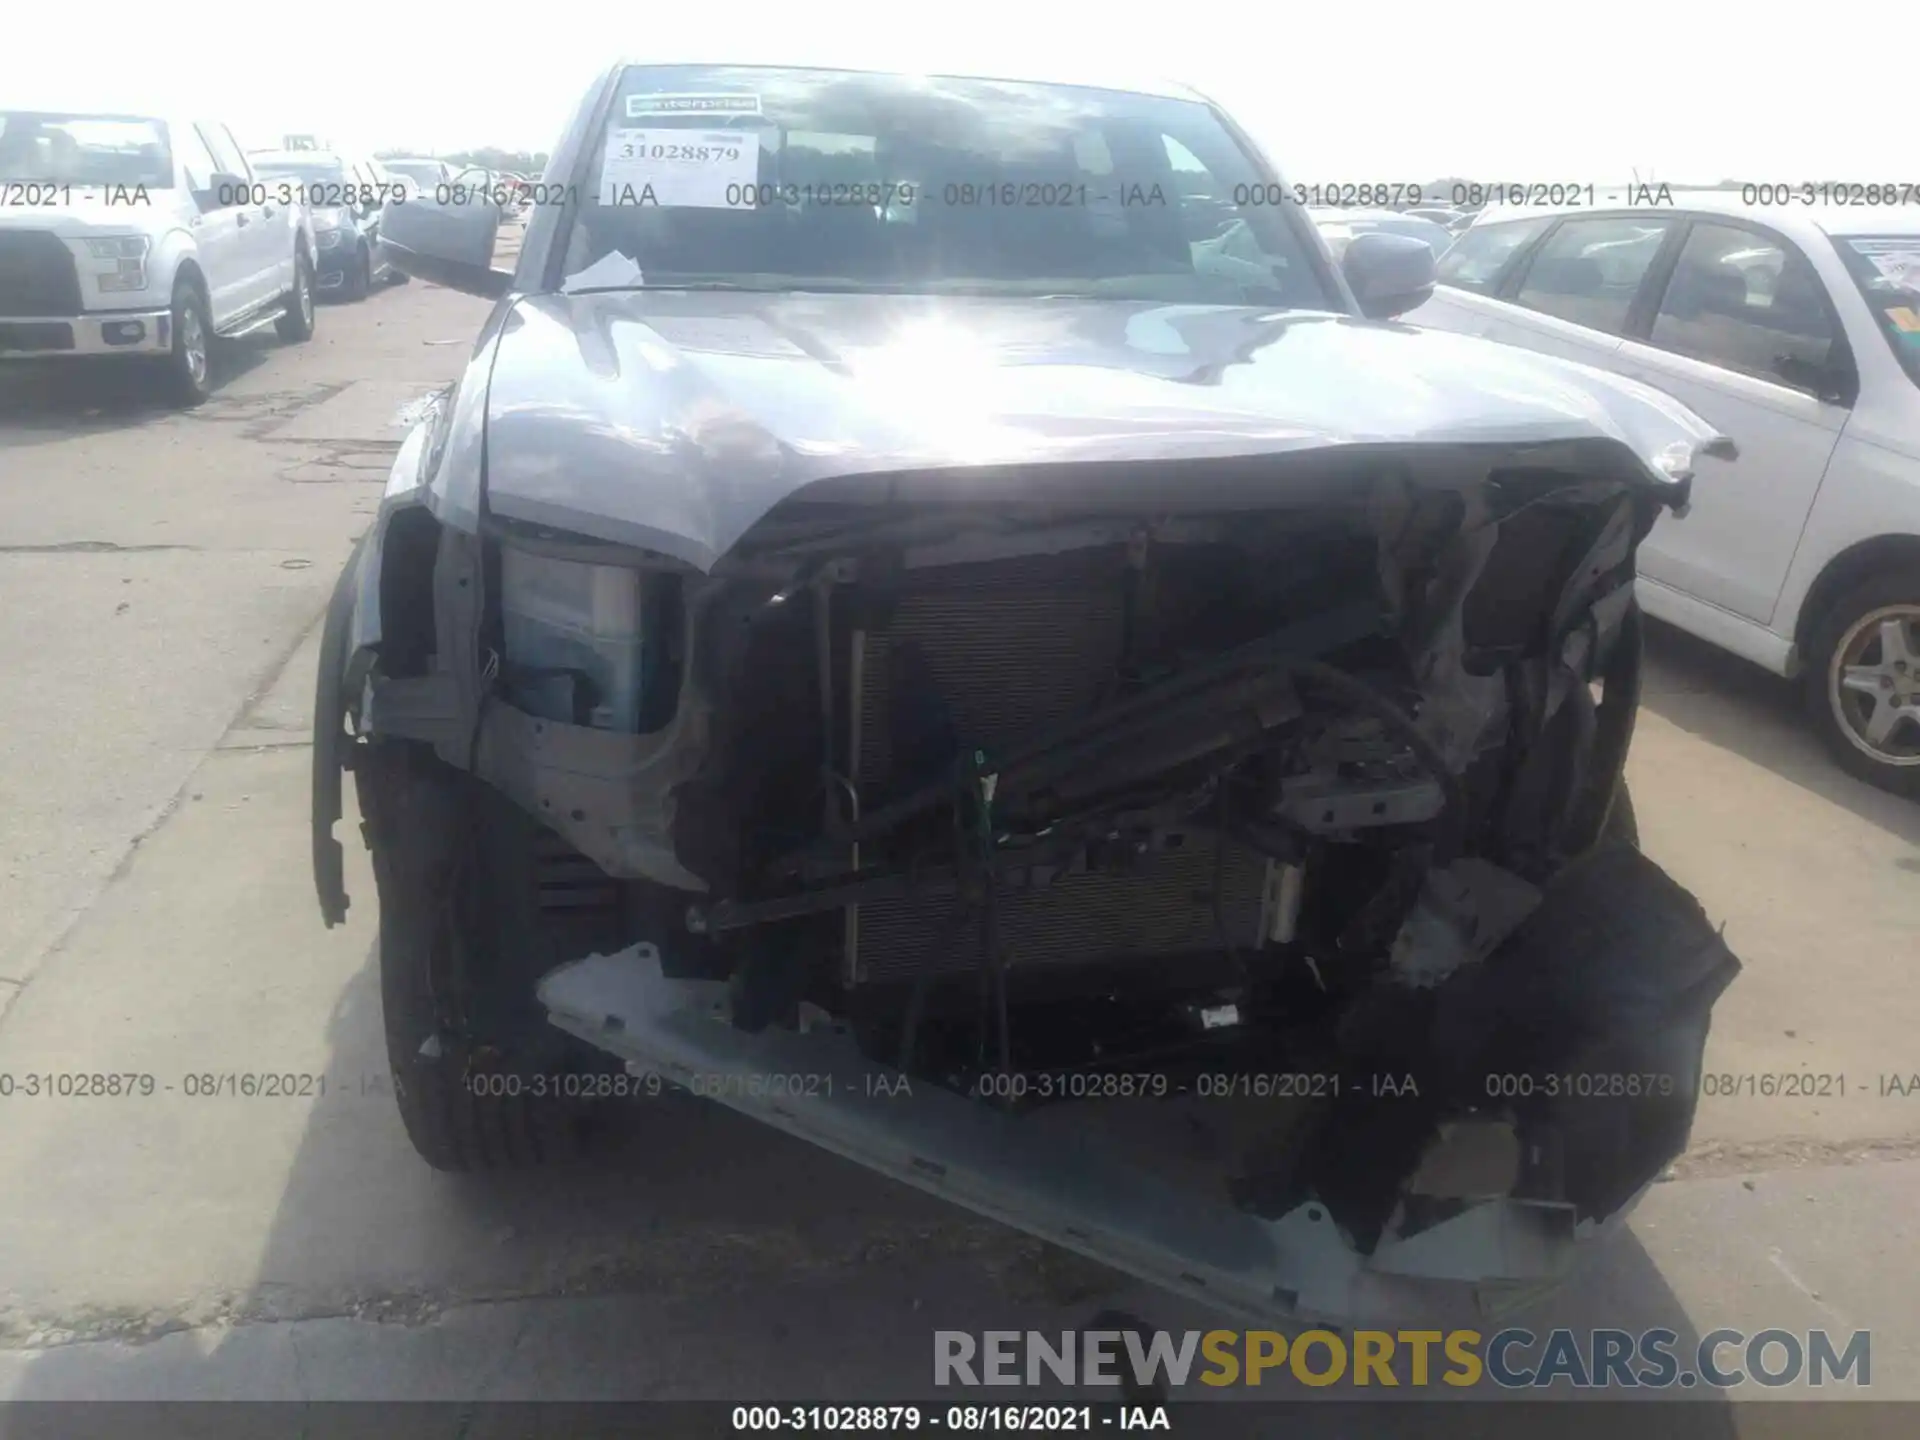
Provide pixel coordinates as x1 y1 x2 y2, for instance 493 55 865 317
477 290 1727 570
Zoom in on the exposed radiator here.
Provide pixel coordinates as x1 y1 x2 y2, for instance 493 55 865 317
857 549 1127 785
850 549 1266 981
854 842 1268 982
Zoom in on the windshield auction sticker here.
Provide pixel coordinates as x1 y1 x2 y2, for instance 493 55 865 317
625 93 762 118
600 128 763 207
1848 238 1920 288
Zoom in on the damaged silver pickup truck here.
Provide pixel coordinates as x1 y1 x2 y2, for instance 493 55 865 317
313 59 1743 1327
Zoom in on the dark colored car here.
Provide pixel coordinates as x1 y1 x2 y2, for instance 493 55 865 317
1314 208 1458 261
318 58 1742 1328
251 149 401 300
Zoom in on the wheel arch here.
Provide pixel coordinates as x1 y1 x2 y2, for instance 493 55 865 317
172 254 209 304
1793 533 1920 656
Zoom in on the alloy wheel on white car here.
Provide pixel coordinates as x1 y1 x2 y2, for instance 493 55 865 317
159 277 213 407
180 305 207 389
1830 605 1920 768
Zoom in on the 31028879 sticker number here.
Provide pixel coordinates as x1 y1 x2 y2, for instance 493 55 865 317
600 129 761 208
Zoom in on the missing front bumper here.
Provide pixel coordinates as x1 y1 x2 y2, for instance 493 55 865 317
539 857 1735 1329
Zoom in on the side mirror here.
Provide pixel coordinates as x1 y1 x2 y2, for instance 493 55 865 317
1341 230 1437 319
203 171 247 208
378 189 511 299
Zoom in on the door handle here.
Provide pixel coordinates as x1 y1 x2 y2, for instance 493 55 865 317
236 212 250 227
262 204 275 218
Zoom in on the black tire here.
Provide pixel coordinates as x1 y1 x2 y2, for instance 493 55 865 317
157 276 213 407
1803 570 1920 796
275 252 315 341
357 741 614 1170
344 243 371 302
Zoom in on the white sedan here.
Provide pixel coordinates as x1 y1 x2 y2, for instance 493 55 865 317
1407 195 1920 794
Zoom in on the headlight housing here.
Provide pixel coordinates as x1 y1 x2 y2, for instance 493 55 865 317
83 236 149 262
317 229 344 250
82 235 149 292
498 545 665 733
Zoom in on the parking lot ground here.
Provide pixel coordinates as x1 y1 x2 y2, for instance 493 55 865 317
1 278 1916 1404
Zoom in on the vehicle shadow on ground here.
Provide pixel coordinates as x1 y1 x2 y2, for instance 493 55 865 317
316 274 413 307
1638 617 1920 841
0 336 280 444
9 946 1737 1432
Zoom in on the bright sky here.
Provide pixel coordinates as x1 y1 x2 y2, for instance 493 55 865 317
3 0 1900 182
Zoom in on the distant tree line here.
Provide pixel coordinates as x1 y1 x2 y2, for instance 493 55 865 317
376 147 550 175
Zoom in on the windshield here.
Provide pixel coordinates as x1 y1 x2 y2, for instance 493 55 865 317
0 111 173 187
1832 234 1920 390
253 154 347 181
386 159 442 185
560 64 1331 307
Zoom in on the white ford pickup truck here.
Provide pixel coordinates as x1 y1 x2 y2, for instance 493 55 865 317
0 109 316 405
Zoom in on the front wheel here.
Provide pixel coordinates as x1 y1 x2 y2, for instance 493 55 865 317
157 276 212 407
1804 570 1920 795
275 252 314 341
356 741 620 1170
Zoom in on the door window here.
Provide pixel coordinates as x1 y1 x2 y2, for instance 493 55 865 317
1434 216 1549 293
196 123 250 187
1512 216 1675 334
217 125 255 182
1650 222 1843 392
175 123 221 203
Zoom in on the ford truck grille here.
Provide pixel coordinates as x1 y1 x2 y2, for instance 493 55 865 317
0 232 83 317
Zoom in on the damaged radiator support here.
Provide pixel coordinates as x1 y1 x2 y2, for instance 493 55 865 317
542 844 1742 1329
789 555 1369 982
543 945 1598 1329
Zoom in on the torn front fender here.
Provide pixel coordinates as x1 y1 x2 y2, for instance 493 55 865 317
312 405 440 928
312 532 365 928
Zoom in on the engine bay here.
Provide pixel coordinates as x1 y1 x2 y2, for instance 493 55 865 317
655 471 1653 1105
508 464 1738 1275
